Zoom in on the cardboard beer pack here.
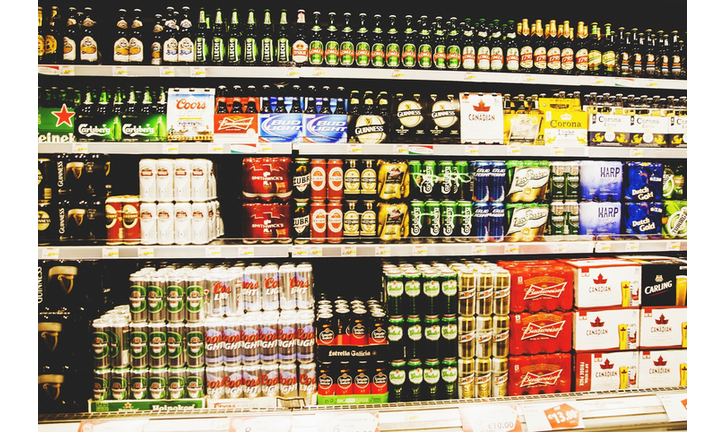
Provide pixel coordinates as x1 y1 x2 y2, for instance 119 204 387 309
459 92 504 144
428 93 461 144
618 256 687 307
668 113 687 148
38 101 76 143
390 92 427 143
574 351 640 391
630 114 669 147
561 258 642 309
166 88 215 142
572 307 640 352
537 97 588 146
213 96 259 146
588 113 636 147
639 306 687 350
637 349 687 389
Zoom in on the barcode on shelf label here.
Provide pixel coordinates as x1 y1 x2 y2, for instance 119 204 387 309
393 144 409 155
465 145 480 155
42 248 60 259
412 245 428 256
206 246 222 257
504 244 520 254
112 66 128 76
472 244 487 255
666 241 681 251
507 146 522 156
59 65 74 75
102 247 119 258
190 67 207 77
72 142 89 153
375 246 391 256
138 247 154 257
238 246 255 257
596 242 611 253
341 246 357 256
625 242 640 252
160 66 175 76
285 67 301 77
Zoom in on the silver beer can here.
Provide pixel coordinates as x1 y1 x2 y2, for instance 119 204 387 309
278 310 297 363
191 201 209 245
155 158 175 202
140 202 157 245
225 364 244 399
174 202 192 245
298 362 316 404
203 317 225 367
261 363 280 398
156 202 175 245
191 158 210 202
205 365 226 400
278 362 298 398
278 263 296 311
294 262 314 310
259 311 279 364
242 363 262 399
223 316 244 367
243 265 263 312
261 262 280 311
139 159 157 202
174 158 192 202
296 309 316 364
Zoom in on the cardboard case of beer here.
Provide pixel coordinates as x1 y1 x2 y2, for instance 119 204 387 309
214 97 260 147
639 306 687 349
537 98 587 146
618 256 687 307
561 258 642 309
668 114 687 148
459 92 504 144
572 307 640 352
38 103 76 143
574 351 640 391
638 349 687 388
166 88 215 142
588 113 636 147
630 115 669 147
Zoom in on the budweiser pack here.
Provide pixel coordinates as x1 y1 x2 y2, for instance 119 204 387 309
497 260 574 313
507 353 572 395
637 349 687 388
574 351 640 391
572 308 640 352
509 312 573 355
561 258 642 309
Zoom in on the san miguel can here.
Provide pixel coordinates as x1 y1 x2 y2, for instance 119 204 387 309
310 159 327 201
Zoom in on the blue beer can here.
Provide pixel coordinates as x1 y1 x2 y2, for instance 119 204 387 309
489 161 507 203
473 202 490 241
472 161 491 202
489 202 506 242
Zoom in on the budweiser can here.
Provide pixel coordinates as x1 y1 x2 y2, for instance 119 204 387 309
174 158 192 202
122 196 141 245
261 363 280 398
243 363 262 399
168 367 187 399
279 362 298 398
327 159 344 200
174 202 192 245
259 311 279 363
191 202 209 245
156 202 175 245
205 365 226 400
310 159 327 201
225 365 244 399
297 309 316 363
166 323 186 368
294 262 314 310
261 263 280 311
327 200 344 243
148 367 168 400
129 322 149 369
298 362 316 403
241 312 261 365
140 202 157 245
191 159 211 202
105 196 124 245
139 159 157 202
185 272 205 323
223 316 243 367
493 315 510 358
278 263 296 310
278 310 297 363
185 322 205 367
186 367 205 398
204 317 225 367
310 200 327 243
130 368 149 400
475 316 493 358
148 322 167 369
155 159 174 202
243 265 263 312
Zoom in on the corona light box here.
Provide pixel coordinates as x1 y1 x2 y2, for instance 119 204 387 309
459 92 504 144
537 97 588 146
166 88 215 142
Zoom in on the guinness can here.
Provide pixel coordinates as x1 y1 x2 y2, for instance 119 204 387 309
359 159 377 196
38 200 57 245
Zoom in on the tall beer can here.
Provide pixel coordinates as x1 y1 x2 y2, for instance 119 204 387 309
278 310 297 363
185 272 205 323
223 316 243 367
297 309 316 363
148 367 168 400
130 367 149 400
185 322 205 367
204 317 225 367
261 363 280 398
294 262 315 310
205 365 226 400
111 367 130 400
174 202 192 245
156 202 175 245
92 368 110 401
475 358 492 398
174 158 192 202
166 270 186 323
279 362 298 398
191 201 209 245
191 159 211 202
262 263 280 311
492 315 510 358
243 363 262 399
476 268 494 316
91 318 111 370
243 265 263 312
186 367 205 398
493 269 511 315
168 367 187 399
122 196 142 245
240 313 261 365
259 311 279 363
440 315 458 359
458 359 475 399
491 357 508 397
458 316 475 360
475 316 493 358
129 322 149 369
139 159 157 202
226 267 244 317
298 362 316 403
207 269 230 317
278 263 296 310
138 202 157 245
148 322 167 369
109 316 130 368
225 365 244 399
458 269 476 317
155 159 175 202
128 273 149 323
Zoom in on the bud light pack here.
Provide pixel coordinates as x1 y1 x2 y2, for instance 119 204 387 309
623 202 663 237
580 161 623 201
623 162 663 202
579 202 621 236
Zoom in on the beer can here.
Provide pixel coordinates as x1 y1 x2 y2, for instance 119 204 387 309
174 158 192 202
475 358 492 398
440 315 458 359
259 311 279 363
388 317 405 361
204 317 225 367
493 269 511 316
424 200 441 238
38 200 57 245
489 161 507 202
38 158 54 201
458 269 476 317
130 367 149 400
155 159 174 202
278 263 296 310
472 161 491 202
491 357 508 397
316 312 336 346
405 315 423 360
475 316 493 358
227 267 244 317
342 199 360 243
456 201 473 239
404 269 422 316
278 310 297 363
128 273 149 323
407 359 424 401
369 311 388 345
243 265 263 312
122 196 141 245
105 196 124 245
261 363 280 398
310 200 327 244
493 315 510 358
110 367 130 400
421 270 440 317
299 362 316 402
92 368 110 401
476 268 494 316
147 274 167 323
489 202 505 242
360 159 377 196
138 159 157 203
207 201 217 241
207 269 231 317
297 309 316 363
293 200 311 244
565 160 580 200
360 199 378 242
148 367 168 400
185 322 205 367
129 322 149 369
186 367 205 398
388 360 406 403
421 359 441 401
191 159 211 202
344 159 361 197
156 202 175 245
173 202 192 245
437 161 455 198
109 316 130 368
310 159 327 201
458 359 475 399
244 364 264 398
225 365 244 399
317 361 334 396
166 271 186 323
140 202 157 245
148 322 167 369
327 200 344 243
279 362 299 398
240 313 261 365
440 358 458 400
168 367 187 400
185 273 205 323
458 316 475 360
550 161 566 200
327 159 344 200
205 365 226 400
293 158 312 201
261 263 280 311
353 360 371 395
191 202 209 245
295 262 314 310
424 316 441 360
385 270 405 316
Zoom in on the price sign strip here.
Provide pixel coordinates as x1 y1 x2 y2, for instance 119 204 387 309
459 404 523 432
658 393 687 422
521 401 585 432
229 415 293 432
315 412 380 432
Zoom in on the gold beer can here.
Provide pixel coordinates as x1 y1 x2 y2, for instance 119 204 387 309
493 269 511 316
475 316 493 358
492 315 510 358
682 322 687 348
476 268 494 316
475 357 492 398
458 359 475 399
458 316 475 360
458 269 476 317
491 357 508 397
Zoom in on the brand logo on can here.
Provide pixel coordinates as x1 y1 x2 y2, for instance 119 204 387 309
519 369 563 387
520 321 566 340
524 282 567 300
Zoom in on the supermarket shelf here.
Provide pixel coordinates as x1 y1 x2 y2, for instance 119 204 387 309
37 243 291 260
587 146 687 159
37 142 293 155
38 64 688 90
595 239 687 253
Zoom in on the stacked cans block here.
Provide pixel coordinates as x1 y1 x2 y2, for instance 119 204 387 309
547 161 581 238
241 157 294 244
504 160 551 242
138 158 222 245
469 160 506 242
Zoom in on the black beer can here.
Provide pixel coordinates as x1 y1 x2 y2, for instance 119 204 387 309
293 200 311 244
66 199 90 242
64 153 88 197
39 158 55 201
292 158 312 201
38 200 58 245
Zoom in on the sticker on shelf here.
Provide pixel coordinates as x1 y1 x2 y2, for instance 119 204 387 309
291 246 309 257
551 146 565 156
393 144 409 155
112 66 128 76
310 245 323 256
137 247 154 258
102 247 119 258
41 248 60 259
629 148 644 157
238 246 255 257
258 144 274 154
472 243 487 255
554 243 568 253
313 68 326 77
229 415 293 432
59 65 74 75
521 401 584 432
316 412 381 432
207 142 224 153
666 241 681 251
163 142 179 154
391 69 405 79
460 404 523 432
190 67 207 77
72 142 89 153
625 241 640 252
647 80 659 87
205 246 222 257
341 246 357 256
524 75 537 82
160 66 175 76
507 146 522 156
409 145 434 155
347 144 362 154
596 241 611 253
465 145 480 155
504 244 520 254
285 67 301 77
77 419 149 432
464 72 479 81
412 245 428 256
230 143 259 154
659 393 687 422
375 246 391 256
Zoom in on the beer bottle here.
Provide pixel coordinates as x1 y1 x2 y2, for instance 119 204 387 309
383 14 400 68
275 84 287 113
260 85 273 113
290 85 303 113
162 7 179 64
192 9 209 65
670 30 682 78
545 20 560 73
340 13 355 67
246 85 259 113
644 29 656 77
618 28 631 76
475 18 490 71
367 14 385 67
532 19 546 73
304 85 317 114
560 21 574 74
348 90 361 116
518 19 533 73
402 15 417 69
277 10 291 65
76 87 95 132
95 87 110 123
356 13 371 67
227 9 242 66
460 19 476 70
79 7 99 64
177 6 194 65
151 13 164 66
44 6 61 64
432 16 446 70
154 87 167 115
417 16 432 69
334 86 347 114
243 9 258 66
680 32 686 80
324 12 339 67
260 9 275 65
292 9 309 66
111 87 125 117
600 23 615 76
38 7 45 62
62 7 79 64
139 87 153 116
504 19 519 72
658 31 670 78
631 28 644 77
320 86 333 114
574 22 588 75
210 9 226 65
230 85 244 113
308 11 324 66
445 17 461 70
588 22 602 75
127 9 144 64
489 19 504 72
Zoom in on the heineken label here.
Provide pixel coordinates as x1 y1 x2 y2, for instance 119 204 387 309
186 330 205 359
166 285 184 315
149 330 167 359
129 285 146 314
166 330 183 359
92 331 110 359
130 373 148 400
147 284 164 314
130 331 148 360
186 284 204 314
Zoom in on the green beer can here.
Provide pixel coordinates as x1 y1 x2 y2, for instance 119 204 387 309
406 359 424 401
423 359 441 401
110 367 130 400
388 360 407 403
385 269 405 316
130 368 149 400
455 201 473 240
441 200 457 241
148 367 168 400
167 367 187 400
440 358 458 400
92 368 110 401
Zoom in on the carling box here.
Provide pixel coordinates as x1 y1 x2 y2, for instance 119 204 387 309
573 307 640 352
639 306 687 350
574 351 640 391
638 349 687 388
619 256 687 307
561 258 642 309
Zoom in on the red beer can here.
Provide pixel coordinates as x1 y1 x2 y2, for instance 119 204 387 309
498 260 574 313
326 201 343 244
507 353 572 396
353 360 371 395
335 361 354 395
327 159 344 201
242 157 293 201
105 196 124 245
370 359 388 394
509 311 573 356
317 361 334 396
310 201 327 244
310 159 327 201
122 195 141 245
242 202 292 244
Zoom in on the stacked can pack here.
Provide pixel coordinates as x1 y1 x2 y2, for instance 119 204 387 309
138 158 222 246
382 261 459 402
622 162 664 238
241 157 294 244
578 160 623 237
497 260 575 396
546 161 581 238
504 160 551 242
469 160 506 242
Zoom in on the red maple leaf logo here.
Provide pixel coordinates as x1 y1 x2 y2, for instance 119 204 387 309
51 103 75 127
473 100 491 112
593 273 608 284
654 356 668 366
655 314 669 325
600 358 614 370
590 316 605 327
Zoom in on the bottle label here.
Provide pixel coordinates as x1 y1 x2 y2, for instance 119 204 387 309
163 37 178 62
212 37 225 63
547 47 561 69
292 39 308 63
355 42 371 66
309 40 324 65
589 50 602 70
261 38 274 63
402 43 416 67
462 46 476 70
194 38 207 63
277 38 290 62
128 38 143 62
490 47 504 71
114 37 130 62
340 41 355 65
385 43 400 67
603 50 616 71
446 45 461 69
178 37 194 62
244 38 258 63
45 35 58 55
660 54 669 75
645 53 655 72
417 44 432 69
506 47 519 71
620 52 631 73
520 46 533 69
227 38 241 64
151 41 162 65
324 41 339 66
534 46 547 69
671 55 681 73
633 53 643 72
433 45 446 69
371 43 385 66
477 46 490 70
575 49 588 71
79 36 98 62
561 47 574 70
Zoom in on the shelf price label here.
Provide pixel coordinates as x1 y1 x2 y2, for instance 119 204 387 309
316 412 380 432
291 246 309 257
72 142 89 153
625 241 640 252
550 146 565 156
460 404 522 432
658 393 687 422
504 244 520 254
77 419 149 432
472 244 487 255
285 67 301 77
59 65 75 75
190 66 207 77
375 246 391 257
102 247 119 258
207 142 224 153
205 246 222 257
393 144 409 155
507 146 522 156
464 72 479 81
465 145 480 155
112 66 128 76
347 144 363 154
160 66 175 76
522 402 584 432
554 243 568 253
313 68 326 77
238 246 255 257
412 245 428 256
596 241 611 253
629 148 644 157
666 241 681 251
41 248 60 259
229 415 293 432
391 69 405 79
524 74 538 83
163 142 179 154
257 143 273 154
341 246 357 256
137 247 154 258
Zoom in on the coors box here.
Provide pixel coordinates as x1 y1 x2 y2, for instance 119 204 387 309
574 351 640 391
639 306 687 350
573 307 640 352
561 258 642 309
638 349 687 389
619 256 687 307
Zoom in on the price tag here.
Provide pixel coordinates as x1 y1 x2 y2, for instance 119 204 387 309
551 146 565 156
593 79 606 85
524 75 537 82
190 66 207 77
629 148 644 157
77 419 149 432
341 246 357 256
647 80 659 87
59 65 75 75
393 144 409 155
137 247 154 258
504 244 520 254
554 243 568 253
291 246 309 257
238 246 255 257
391 69 405 79
460 404 522 432
257 143 273 154
205 246 222 257
375 246 391 257
522 402 584 432
160 66 175 76
310 246 323 256
163 142 179 154
625 241 640 252
596 241 611 253
316 412 380 432
313 68 326 77
658 393 687 422
102 247 119 258
207 142 224 153
507 146 522 156
41 248 60 259
112 66 128 76
472 244 487 255
666 241 681 251
464 72 478 80
229 415 293 432
72 142 89 153
285 67 301 77
412 245 428 256
465 145 480 155
347 144 363 154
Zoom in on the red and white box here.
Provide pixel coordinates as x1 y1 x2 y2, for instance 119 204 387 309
508 353 572 396
509 311 573 355
573 307 640 352
561 258 642 309
639 306 687 349
574 351 639 391
638 349 687 389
